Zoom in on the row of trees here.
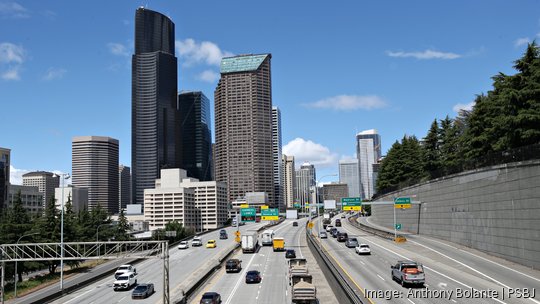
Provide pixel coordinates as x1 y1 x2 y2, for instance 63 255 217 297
376 42 540 194
0 192 130 283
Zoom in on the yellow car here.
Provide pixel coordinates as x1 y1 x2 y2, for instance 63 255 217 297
206 240 217 248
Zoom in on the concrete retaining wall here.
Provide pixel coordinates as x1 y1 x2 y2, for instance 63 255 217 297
371 160 540 269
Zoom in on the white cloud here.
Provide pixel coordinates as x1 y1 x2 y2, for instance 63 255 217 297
386 49 461 60
2 66 20 80
303 95 387 111
453 101 475 113
176 38 233 66
514 37 530 47
107 42 130 57
0 42 25 64
0 1 29 18
197 69 219 83
42 67 66 81
283 138 338 169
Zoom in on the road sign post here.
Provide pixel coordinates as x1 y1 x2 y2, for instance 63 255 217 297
393 197 411 241
261 208 279 221
341 197 362 211
241 208 256 222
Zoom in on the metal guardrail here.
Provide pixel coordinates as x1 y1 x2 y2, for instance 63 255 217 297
305 222 364 304
347 215 402 241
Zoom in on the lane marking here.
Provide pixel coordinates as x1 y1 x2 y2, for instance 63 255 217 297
224 252 257 304
376 274 386 281
407 299 416 304
63 287 95 304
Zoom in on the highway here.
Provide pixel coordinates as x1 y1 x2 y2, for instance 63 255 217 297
48 222 267 304
314 214 540 304
190 218 309 304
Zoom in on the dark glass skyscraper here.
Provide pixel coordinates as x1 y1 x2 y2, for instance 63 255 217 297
0 147 10 214
178 91 213 181
132 7 178 205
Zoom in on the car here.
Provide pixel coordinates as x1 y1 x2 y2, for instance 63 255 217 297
192 237 203 247
325 225 334 232
335 219 342 227
245 270 262 283
114 264 137 279
220 229 228 239
330 228 339 238
200 292 222 304
113 271 137 291
178 241 189 250
345 237 359 248
337 232 348 242
225 259 242 273
356 244 371 255
292 221 298 227
341 214 346 218
131 283 154 299
319 231 328 239
391 261 425 287
286 249 296 259
206 239 217 248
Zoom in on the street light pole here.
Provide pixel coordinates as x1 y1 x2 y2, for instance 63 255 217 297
14 233 38 298
56 173 70 292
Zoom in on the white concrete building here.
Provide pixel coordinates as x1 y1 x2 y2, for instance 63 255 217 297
55 186 89 212
7 185 43 214
22 171 59 207
283 154 296 209
339 159 361 198
356 129 381 199
144 169 227 231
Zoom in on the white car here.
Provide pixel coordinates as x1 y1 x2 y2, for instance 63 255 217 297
325 225 334 232
355 244 371 255
113 271 137 291
114 264 136 279
192 237 202 247
178 241 189 249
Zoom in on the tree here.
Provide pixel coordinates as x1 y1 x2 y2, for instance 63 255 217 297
422 119 441 177
115 209 130 241
35 195 61 274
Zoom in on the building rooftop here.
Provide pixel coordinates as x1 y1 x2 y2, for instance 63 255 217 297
357 129 378 136
220 54 270 74
22 171 55 177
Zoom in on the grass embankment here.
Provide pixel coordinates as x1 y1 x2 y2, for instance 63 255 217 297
3 260 106 300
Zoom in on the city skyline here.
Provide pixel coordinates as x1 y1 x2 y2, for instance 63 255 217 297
2 1 539 185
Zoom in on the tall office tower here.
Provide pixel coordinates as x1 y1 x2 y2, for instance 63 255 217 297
272 106 283 211
295 162 316 206
178 91 213 181
0 147 10 213
214 54 274 204
356 129 381 200
22 171 59 207
119 165 131 211
339 159 361 198
283 155 296 208
72 136 119 214
132 7 178 205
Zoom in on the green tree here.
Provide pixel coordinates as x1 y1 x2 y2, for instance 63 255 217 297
115 208 130 241
422 119 441 177
35 195 61 274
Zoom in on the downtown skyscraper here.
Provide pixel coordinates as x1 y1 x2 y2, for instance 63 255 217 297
272 106 284 211
132 7 178 205
356 129 381 199
178 91 213 181
214 54 274 204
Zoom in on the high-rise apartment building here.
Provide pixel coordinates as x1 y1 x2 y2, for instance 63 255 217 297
178 91 213 181
7 185 43 214
214 54 274 204
72 136 119 213
321 183 349 204
339 159 361 198
295 162 316 207
0 147 10 213
22 171 59 207
356 129 381 199
132 7 178 205
119 165 131 211
272 106 283 211
283 154 296 209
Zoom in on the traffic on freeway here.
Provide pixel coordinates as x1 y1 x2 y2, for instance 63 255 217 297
314 213 540 304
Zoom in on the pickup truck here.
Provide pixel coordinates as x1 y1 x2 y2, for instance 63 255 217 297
114 264 137 279
391 261 425 287
225 259 242 273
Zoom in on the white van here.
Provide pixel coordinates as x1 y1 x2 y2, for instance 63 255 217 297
261 230 274 246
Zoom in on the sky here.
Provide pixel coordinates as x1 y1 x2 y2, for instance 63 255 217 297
1 0 539 185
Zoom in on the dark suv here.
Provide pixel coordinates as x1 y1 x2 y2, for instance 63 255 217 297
219 229 228 239
200 292 222 304
225 259 242 273
330 228 339 238
337 232 348 242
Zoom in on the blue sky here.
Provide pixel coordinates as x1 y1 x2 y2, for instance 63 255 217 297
1 0 539 184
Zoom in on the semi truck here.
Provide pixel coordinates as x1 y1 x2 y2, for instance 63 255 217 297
241 231 259 253
291 274 317 304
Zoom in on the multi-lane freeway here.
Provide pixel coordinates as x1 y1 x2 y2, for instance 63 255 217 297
190 218 316 304
48 222 267 304
314 214 540 304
